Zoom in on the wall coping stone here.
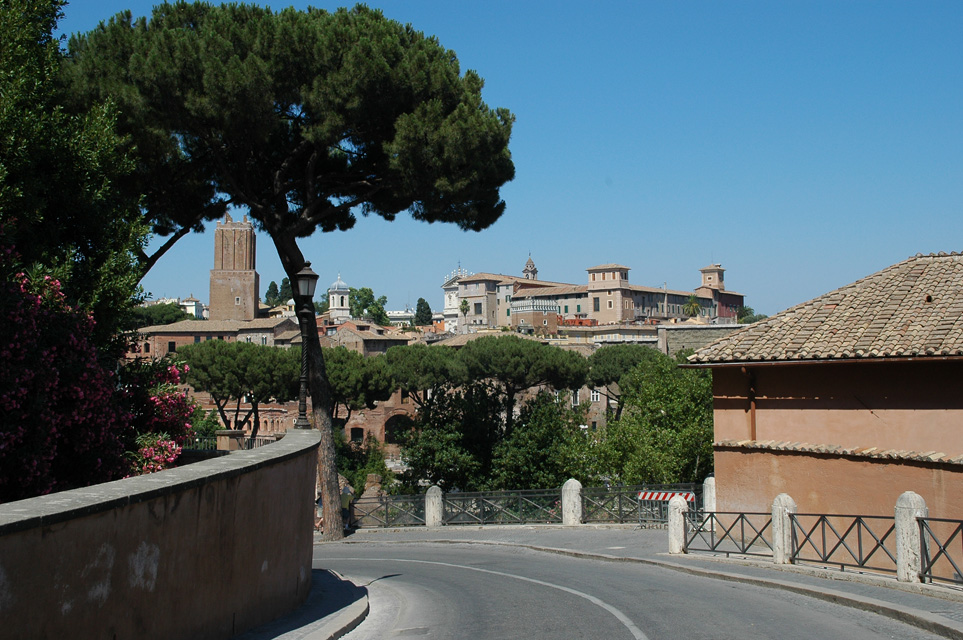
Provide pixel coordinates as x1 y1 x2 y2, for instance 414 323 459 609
715 438 963 467
0 428 320 536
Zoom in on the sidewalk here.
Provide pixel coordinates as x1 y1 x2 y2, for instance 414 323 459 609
244 524 963 639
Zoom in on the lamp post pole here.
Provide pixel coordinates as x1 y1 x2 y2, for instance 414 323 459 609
294 262 319 430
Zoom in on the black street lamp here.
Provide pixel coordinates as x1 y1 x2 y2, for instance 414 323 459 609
294 262 319 430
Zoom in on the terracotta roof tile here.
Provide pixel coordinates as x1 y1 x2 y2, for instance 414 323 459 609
690 252 963 364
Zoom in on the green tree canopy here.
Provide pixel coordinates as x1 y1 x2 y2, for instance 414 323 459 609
68 2 514 539
414 297 433 326
322 347 394 421
599 351 713 484
737 306 768 324
490 392 588 490
179 341 299 437
683 295 701 317
2 0 146 352
279 277 293 304
385 343 466 417
349 287 390 326
128 302 193 329
457 336 587 435
264 281 280 307
586 344 661 420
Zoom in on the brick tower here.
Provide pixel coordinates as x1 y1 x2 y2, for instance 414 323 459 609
209 213 260 321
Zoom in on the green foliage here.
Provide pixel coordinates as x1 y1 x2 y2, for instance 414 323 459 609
490 392 589 490
322 347 394 420
178 341 299 435
458 336 587 434
414 297 433 326
384 343 466 415
737 306 768 324
349 287 390 326
334 430 393 497
67 3 514 242
683 295 701 317
399 381 501 492
600 351 713 484
190 408 222 438
264 281 280 307
314 298 329 314
587 344 661 419
128 302 193 329
278 278 293 304
1 0 147 353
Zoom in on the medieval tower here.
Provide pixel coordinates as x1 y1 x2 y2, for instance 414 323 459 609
209 213 260 321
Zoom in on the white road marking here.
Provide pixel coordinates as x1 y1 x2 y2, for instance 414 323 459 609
336 557 649 640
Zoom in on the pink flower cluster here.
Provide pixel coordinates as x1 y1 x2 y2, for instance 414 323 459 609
131 438 183 475
1 244 129 501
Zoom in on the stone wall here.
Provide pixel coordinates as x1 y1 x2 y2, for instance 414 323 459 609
657 323 742 358
0 429 320 640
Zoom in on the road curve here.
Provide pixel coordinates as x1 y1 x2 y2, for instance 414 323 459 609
318 541 946 640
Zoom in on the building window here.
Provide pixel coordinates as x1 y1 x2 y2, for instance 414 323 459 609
507 309 511 317
474 302 482 315
607 300 613 309
206 336 212 341
144 342 150 354
591 421 597 431
564 305 568 313
591 273 596 281
350 428 364 443
602 273 606 280
571 391 579 407
168 341 176 353
401 389 410 404
554 390 560 403
591 389 600 402
261 336 268 345
577 304 581 313
235 296 241 306
194 336 201 344
593 298 600 312
543 319 548 326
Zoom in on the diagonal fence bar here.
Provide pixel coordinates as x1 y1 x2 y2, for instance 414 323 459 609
443 489 563 525
684 512 773 558
919 517 963 585
790 513 896 574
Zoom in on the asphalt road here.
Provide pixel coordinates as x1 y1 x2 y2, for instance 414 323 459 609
318 541 946 640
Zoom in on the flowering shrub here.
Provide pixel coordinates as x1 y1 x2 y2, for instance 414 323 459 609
0 254 129 502
119 359 197 475
128 432 182 475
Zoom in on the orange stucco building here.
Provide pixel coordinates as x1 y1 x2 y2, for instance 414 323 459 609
689 252 963 517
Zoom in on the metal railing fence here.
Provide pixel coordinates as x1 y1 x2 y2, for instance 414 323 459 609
352 494 426 528
183 436 217 450
790 513 896 574
582 483 702 525
245 435 277 449
685 512 773 558
443 489 562 525
919 517 963 585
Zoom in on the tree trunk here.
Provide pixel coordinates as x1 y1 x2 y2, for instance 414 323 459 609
272 232 344 541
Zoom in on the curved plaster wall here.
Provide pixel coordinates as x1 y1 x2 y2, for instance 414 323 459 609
0 428 320 640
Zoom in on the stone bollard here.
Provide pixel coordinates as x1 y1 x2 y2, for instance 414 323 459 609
215 429 245 451
425 485 444 528
702 476 716 532
771 493 797 564
562 478 583 525
895 491 928 583
668 495 689 554
702 476 716 513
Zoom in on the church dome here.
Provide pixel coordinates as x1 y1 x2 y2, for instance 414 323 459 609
328 274 349 292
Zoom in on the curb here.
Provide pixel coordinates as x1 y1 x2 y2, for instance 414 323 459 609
339 537 963 640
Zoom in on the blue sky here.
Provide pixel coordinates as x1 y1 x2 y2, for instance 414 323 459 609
58 2 963 316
